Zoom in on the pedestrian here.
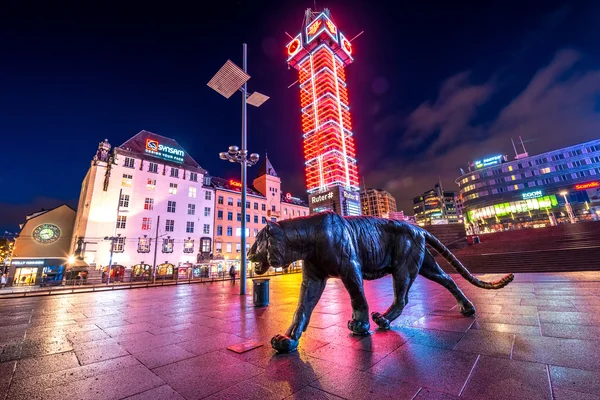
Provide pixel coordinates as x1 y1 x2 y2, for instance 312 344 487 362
1 274 7 289
229 265 236 284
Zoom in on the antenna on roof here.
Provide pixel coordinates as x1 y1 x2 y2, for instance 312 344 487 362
519 136 528 154
514 136 529 160
511 138 519 159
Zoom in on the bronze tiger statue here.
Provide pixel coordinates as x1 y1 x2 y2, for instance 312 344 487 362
248 212 513 353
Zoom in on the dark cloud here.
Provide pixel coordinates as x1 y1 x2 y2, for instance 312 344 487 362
0 197 77 233
366 48 600 213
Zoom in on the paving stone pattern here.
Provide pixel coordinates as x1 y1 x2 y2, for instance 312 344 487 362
2 271 600 399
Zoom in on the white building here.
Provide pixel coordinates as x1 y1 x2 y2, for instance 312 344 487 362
72 131 214 280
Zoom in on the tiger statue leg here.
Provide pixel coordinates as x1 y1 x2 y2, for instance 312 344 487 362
271 263 327 353
341 260 371 335
419 250 476 316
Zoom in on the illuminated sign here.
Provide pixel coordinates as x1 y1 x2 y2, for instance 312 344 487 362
229 180 242 188
522 190 543 200
287 35 302 59
343 191 359 202
474 155 503 169
341 35 352 55
575 181 600 190
325 19 337 35
311 192 334 203
285 193 292 201
10 260 45 266
307 20 321 36
144 138 184 164
305 13 338 44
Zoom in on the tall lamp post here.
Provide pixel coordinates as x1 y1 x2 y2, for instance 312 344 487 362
208 43 269 295
560 191 576 224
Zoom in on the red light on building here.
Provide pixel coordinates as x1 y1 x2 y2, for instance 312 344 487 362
286 9 360 195
575 181 600 190
229 180 242 188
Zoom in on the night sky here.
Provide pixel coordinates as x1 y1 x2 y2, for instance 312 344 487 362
1 0 599 232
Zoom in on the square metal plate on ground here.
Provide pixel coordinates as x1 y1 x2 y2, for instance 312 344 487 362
227 341 264 354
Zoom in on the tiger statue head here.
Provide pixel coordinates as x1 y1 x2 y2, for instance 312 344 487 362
248 221 290 275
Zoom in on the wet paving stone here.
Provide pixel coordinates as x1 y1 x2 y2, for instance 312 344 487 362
1 272 600 399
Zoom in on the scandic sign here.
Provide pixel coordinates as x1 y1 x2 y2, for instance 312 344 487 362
574 181 600 190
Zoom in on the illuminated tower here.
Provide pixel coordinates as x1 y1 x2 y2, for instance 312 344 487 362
286 8 361 216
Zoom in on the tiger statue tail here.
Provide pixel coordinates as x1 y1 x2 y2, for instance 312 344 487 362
424 231 514 290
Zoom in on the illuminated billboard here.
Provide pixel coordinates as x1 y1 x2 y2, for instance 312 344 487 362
474 155 503 169
144 138 184 164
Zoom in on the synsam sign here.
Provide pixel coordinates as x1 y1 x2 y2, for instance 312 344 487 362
145 139 185 164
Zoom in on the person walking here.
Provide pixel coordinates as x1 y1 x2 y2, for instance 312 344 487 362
229 265 236 284
1 274 7 289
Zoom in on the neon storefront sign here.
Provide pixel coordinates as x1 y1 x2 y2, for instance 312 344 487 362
575 181 600 190
229 180 242 188
474 155 503 169
145 138 184 164
522 190 543 200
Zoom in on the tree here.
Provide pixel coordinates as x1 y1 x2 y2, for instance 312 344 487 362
0 239 14 271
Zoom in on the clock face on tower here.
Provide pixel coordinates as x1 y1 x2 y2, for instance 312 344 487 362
32 224 61 244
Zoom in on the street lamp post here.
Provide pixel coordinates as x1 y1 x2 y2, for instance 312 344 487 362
208 43 269 296
560 191 576 224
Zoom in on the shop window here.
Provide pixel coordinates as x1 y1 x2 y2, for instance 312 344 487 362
183 239 194 253
162 238 174 253
122 174 132 187
138 237 151 253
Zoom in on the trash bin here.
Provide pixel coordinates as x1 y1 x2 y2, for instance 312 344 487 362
253 279 270 307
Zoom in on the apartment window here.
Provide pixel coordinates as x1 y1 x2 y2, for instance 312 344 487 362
292 209 295 216
227 226 233 236
569 149 583 157
169 183 178 194
190 172 198 182
201 238 211 253
124 157 135 168
170 168 179 178
137 237 151 253
204 207 211 217
271 218 277 222
122 174 132 187
203 224 210 234
572 160 582 168
218 196 224 205
237 213 242 222
166 219 175 232
183 239 194 253
552 154 565 161
116 216 127 229
186 221 194 233
226 243 232 253
254 215 258 223
590 156 600 163
216 243 222 253
236 243 241 253
284 208 288 215
205 191 212 200
540 167 551 174
113 237 126 253
254 228 258 237
543 178 553 184
189 187 197 198
167 201 176 213
573 171 586 178
262 217 267 224
217 226 223 236
144 198 154 210
187 204 195 215
162 238 174 253
148 162 158 173
237 199 242 208
119 194 130 208
271 205 276 212
217 210 223 220
227 212 233 221
246 201 250 209
261 204 266 211
142 217 152 231
556 164 568 171
303 211 307 216
146 178 156 190
254 202 258 210
228 197 233 206
246 214 250 223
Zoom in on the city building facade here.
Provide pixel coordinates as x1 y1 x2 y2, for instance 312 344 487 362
360 188 397 218
286 8 362 216
211 155 309 272
72 131 214 280
412 182 459 226
7 205 76 286
456 139 600 233
388 211 417 224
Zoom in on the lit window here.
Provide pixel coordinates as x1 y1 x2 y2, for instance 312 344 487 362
204 207 211 217
144 198 154 210
508 165 513 171
167 201 176 213
188 204 195 215
113 237 126 252
201 238 211 253
169 183 178 194
119 194 130 208
142 217 152 231
183 239 194 253
166 219 175 232
540 167 551 174
216 243 222 253
122 174 132 187
138 237 151 253
162 238 174 253
186 221 194 233
116 216 127 229
226 243 232 253
146 179 156 190
228 197 233 206
511 175 516 181
236 228 249 237
148 162 158 173
236 243 241 253
514 185 519 190
124 157 135 168
254 228 258 237
205 191 212 200
189 187 197 198
284 209 288 215
203 224 210 234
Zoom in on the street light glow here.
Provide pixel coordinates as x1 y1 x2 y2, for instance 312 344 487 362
560 191 568 196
